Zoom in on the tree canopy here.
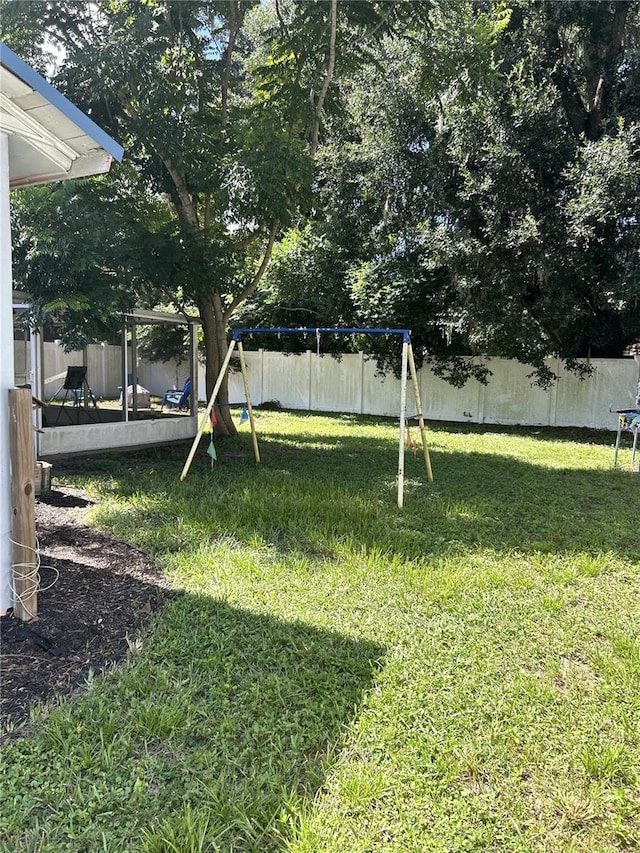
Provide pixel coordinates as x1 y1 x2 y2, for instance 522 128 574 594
3 0 432 428
253 0 640 384
4 0 639 400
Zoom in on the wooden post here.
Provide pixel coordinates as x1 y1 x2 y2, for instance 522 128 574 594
398 339 408 509
130 321 138 418
9 388 37 620
407 343 433 482
121 323 129 423
237 341 261 464
180 339 237 480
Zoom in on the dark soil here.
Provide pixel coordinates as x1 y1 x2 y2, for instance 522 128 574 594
0 486 168 739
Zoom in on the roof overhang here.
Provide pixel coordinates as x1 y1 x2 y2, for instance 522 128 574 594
125 309 201 327
0 42 124 189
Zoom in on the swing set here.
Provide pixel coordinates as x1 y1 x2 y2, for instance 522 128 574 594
180 327 433 507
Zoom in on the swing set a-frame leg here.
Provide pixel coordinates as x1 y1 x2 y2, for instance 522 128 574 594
398 339 409 508
407 343 434 483
398 339 435 509
237 340 260 464
180 339 237 481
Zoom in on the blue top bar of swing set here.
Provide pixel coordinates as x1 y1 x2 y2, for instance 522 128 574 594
232 327 412 344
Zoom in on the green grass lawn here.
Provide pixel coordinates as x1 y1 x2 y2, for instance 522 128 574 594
1 412 639 853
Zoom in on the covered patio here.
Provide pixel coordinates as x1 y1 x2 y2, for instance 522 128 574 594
36 307 200 458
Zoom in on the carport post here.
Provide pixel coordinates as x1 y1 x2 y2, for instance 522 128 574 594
0 132 15 612
9 388 37 619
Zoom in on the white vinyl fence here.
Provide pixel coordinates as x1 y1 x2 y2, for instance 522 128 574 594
225 351 640 431
15 341 640 431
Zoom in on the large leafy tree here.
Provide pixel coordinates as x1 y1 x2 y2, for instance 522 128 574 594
431 0 640 382
4 0 430 432
245 1 515 378
267 1 640 385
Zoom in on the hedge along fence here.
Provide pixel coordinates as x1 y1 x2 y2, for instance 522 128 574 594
16 342 640 431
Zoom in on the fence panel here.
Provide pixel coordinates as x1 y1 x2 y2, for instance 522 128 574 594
420 368 483 423
312 353 363 413
262 351 310 410
482 358 558 426
17 341 640 430
555 358 639 430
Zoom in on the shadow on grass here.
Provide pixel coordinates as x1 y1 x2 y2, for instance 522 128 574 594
133 596 383 849
425 419 619 446
62 423 639 564
51 400 638 564
2 590 384 852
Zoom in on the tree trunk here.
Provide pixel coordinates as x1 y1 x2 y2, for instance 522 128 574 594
309 0 337 157
167 1 338 435
199 297 236 437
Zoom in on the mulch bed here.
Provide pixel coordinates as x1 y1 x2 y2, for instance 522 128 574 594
0 486 168 740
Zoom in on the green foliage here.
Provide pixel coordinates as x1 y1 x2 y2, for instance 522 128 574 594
9 169 172 349
267 1 640 384
2 0 434 407
424 0 640 373
4 0 639 385
236 225 357 351
137 324 192 368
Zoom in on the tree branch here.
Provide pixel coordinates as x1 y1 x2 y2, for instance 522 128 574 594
544 24 588 140
362 5 394 42
545 1 631 142
309 0 337 157
221 1 246 129
230 227 263 253
161 154 200 229
157 285 197 324
586 1 630 140
275 0 289 38
203 193 211 231
117 90 199 228
224 222 280 320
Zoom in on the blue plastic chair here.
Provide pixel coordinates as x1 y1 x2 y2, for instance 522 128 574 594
162 377 192 411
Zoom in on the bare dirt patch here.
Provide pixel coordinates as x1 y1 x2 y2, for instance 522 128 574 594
0 487 167 738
